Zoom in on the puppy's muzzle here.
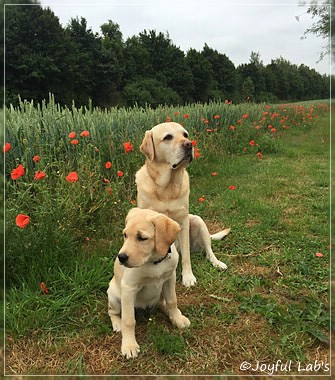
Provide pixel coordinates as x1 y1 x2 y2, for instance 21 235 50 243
118 253 129 265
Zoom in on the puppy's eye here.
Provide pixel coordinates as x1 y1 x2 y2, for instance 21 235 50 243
183 132 189 138
123 233 127 239
163 134 173 141
137 235 148 242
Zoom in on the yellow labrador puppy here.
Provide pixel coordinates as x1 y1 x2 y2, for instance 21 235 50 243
136 122 229 287
107 208 190 359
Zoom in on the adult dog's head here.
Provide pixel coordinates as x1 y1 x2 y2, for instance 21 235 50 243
140 122 193 169
117 208 181 268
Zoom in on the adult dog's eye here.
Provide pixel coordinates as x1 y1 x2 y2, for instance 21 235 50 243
183 132 189 138
163 134 173 141
137 235 148 242
123 233 127 239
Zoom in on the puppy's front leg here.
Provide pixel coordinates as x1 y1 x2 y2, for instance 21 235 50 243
161 273 190 328
179 217 196 287
121 288 140 359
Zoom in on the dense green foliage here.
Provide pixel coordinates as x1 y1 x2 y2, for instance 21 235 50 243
5 96 330 287
4 1 330 108
4 99 330 374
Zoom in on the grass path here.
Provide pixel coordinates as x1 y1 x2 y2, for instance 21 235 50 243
5 114 330 376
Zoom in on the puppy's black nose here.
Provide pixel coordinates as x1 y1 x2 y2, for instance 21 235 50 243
118 253 129 264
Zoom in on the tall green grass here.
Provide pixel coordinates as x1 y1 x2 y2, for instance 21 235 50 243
4 98 331 375
4 96 329 289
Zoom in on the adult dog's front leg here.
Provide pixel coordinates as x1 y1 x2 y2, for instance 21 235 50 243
178 218 196 287
121 289 140 359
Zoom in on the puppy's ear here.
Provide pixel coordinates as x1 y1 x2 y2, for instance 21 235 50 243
140 130 155 161
152 215 181 256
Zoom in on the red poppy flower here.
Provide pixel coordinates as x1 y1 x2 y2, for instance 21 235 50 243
70 139 79 145
211 172 218 176
32 155 41 163
103 178 110 183
66 172 78 182
68 132 76 139
40 282 49 294
194 148 200 158
3 142 11 152
315 252 323 257
256 152 264 159
249 140 255 146
123 141 134 153
191 140 197 146
199 197 205 202
174 111 179 116
80 130 90 137
184 114 189 119
229 125 235 131
34 171 46 180
229 185 236 190
106 187 113 195
214 115 220 119
16 213 30 228
11 164 25 180
242 114 249 119
117 170 124 177
206 128 212 132
105 161 112 169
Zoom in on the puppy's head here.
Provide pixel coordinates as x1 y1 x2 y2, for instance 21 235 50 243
140 122 193 169
117 208 181 268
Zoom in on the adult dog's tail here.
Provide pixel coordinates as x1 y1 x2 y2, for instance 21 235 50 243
210 228 231 241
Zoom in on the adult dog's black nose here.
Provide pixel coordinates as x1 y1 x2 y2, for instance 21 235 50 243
118 253 129 264
183 141 192 150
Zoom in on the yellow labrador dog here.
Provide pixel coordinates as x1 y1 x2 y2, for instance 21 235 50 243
107 208 190 359
136 122 229 287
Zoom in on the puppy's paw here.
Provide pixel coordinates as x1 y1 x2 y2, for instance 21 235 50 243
182 273 197 287
173 315 191 329
121 341 140 359
112 320 122 333
110 315 122 332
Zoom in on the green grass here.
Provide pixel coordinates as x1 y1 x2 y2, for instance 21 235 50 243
4 98 331 375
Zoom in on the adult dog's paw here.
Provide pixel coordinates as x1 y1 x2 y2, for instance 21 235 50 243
182 273 197 287
214 260 228 271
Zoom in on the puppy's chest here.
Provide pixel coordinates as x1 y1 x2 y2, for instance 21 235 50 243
134 269 173 308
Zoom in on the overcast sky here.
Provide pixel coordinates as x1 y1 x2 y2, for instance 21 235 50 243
39 0 331 75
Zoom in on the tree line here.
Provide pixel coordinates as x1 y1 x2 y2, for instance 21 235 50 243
3 1 330 108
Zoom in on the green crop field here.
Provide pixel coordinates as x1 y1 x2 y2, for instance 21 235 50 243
3 97 331 376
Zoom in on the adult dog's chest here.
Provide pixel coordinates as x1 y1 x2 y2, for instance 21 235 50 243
136 165 190 220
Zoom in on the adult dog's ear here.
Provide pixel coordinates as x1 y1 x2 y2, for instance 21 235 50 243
152 215 181 256
140 130 155 161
